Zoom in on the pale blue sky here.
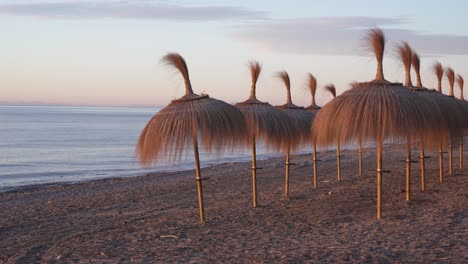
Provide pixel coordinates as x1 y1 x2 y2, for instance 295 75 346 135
1 0 468 107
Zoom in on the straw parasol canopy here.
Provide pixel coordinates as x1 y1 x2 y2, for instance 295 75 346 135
305 73 322 111
457 75 464 100
312 28 443 219
275 71 314 197
235 61 299 207
136 53 248 223
405 49 450 191
305 73 321 188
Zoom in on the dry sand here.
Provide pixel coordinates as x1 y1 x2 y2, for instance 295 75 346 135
0 144 466 263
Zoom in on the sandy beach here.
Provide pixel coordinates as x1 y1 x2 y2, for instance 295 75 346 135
0 144 466 263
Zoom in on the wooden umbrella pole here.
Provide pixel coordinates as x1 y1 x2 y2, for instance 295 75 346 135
377 139 383 220
336 140 341 182
251 134 258 208
419 140 426 192
313 142 318 188
358 143 363 176
460 136 464 169
285 142 290 197
406 137 411 201
439 143 444 183
192 133 205 223
449 143 453 175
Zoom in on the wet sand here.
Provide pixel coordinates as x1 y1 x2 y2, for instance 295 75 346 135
0 144 466 263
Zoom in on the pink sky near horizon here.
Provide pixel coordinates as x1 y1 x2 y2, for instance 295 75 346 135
1 1 468 108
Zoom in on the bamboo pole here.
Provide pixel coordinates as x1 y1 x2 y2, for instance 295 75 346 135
449 143 453 175
336 140 341 182
406 137 411 201
358 143 363 176
285 143 290 197
419 141 426 192
313 142 318 188
377 140 383 220
460 136 464 169
192 133 205 223
439 144 444 183
251 134 258 207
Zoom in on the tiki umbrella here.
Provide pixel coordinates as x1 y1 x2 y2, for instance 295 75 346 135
324 84 343 182
312 28 442 219
446 67 457 175
235 61 299 207
396 42 416 198
275 71 314 197
456 74 465 169
305 73 321 188
431 63 465 182
409 51 450 193
136 53 248 223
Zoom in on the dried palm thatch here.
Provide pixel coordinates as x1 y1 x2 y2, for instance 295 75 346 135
305 73 321 188
275 71 314 142
457 75 464 100
407 48 454 191
446 67 455 97
456 74 466 169
396 41 413 87
363 28 386 81
323 84 342 182
275 70 314 197
305 73 321 111
433 62 444 92
312 28 444 219
235 61 299 207
412 52 422 88
136 53 248 223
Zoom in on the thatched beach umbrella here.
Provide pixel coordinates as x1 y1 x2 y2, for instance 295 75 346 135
430 63 465 182
324 84 342 182
275 71 314 197
456 74 465 169
312 28 442 219
409 51 450 192
235 62 299 207
305 73 321 188
395 41 418 198
136 53 248 223
446 67 456 175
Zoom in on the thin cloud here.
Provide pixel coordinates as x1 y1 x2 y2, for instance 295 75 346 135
234 16 468 56
0 0 267 21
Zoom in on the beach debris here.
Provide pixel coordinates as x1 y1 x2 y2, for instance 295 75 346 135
160 235 179 239
135 53 248 223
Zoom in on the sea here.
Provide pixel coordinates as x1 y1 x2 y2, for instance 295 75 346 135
0 105 292 192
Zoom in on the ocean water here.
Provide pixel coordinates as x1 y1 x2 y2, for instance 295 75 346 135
0 105 282 191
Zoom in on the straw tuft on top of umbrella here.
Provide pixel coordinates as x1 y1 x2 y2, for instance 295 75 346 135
363 28 386 81
433 62 444 92
136 53 248 165
324 84 336 98
396 41 413 87
446 67 455 97
412 51 423 88
305 73 321 111
457 74 464 100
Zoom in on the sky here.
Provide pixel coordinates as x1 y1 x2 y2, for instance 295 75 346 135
1 0 468 107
